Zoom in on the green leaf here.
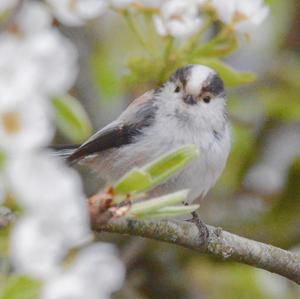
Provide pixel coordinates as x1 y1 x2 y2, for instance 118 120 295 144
143 145 199 187
52 95 92 143
136 204 200 220
192 38 238 58
114 168 152 195
260 87 300 121
0 275 41 299
114 145 199 195
90 44 123 101
124 56 163 88
275 54 300 89
130 190 189 216
191 58 256 87
0 151 6 170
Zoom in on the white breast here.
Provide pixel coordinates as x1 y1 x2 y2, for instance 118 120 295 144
88 114 231 204
86 81 231 203
140 118 231 203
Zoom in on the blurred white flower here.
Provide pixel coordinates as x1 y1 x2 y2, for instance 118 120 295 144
70 244 124 293
41 243 125 299
109 0 134 8
7 152 81 209
15 2 52 36
0 34 40 111
7 151 90 241
43 273 88 299
194 0 207 5
54 200 91 246
0 0 18 12
46 0 107 26
25 30 78 96
10 216 66 279
0 2 124 297
11 212 91 279
0 97 53 152
7 150 91 279
212 0 269 32
139 0 164 7
153 0 202 38
0 33 76 112
8 152 91 279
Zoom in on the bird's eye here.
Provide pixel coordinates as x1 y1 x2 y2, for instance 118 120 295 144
174 86 180 93
203 95 211 103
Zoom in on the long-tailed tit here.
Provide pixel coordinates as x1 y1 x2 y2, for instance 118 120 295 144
62 64 231 204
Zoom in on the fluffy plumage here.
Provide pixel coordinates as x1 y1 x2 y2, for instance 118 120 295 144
66 64 231 203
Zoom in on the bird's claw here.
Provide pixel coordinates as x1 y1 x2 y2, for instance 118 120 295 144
190 211 209 246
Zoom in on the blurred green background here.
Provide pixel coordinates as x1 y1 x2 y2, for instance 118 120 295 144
55 0 300 298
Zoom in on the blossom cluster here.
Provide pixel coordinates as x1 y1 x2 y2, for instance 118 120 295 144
0 0 270 297
111 0 270 37
12 0 269 38
0 1 124 298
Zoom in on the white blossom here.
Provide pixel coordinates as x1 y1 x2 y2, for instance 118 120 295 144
7 152 82 209
212 0 269 33
41 244 125 299
0 35 40 110
0 97 54 152
194 0 207 5
109 0 134 8
10 216 66 279
10 212 91 279
46 0 107 26
0 1 124 296
14 2 78 97
8 152 91 279
15 2 52 36
153 0 202 38
24 30 78 97
111 0 162 8
7 150 90 240
0 33 76 112
0 0 18 12
138 0 164 7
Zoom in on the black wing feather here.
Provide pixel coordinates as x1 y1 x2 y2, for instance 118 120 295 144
67 123 139 162
67 90 157 163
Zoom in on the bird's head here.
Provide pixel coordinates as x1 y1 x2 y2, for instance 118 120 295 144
170 64 225 105
156 64 227 131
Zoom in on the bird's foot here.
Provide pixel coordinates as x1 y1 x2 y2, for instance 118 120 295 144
188 211 209 246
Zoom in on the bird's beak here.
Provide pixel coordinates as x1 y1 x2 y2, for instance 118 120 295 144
183 95 197 105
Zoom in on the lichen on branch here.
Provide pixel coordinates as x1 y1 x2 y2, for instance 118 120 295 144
93 218 300 285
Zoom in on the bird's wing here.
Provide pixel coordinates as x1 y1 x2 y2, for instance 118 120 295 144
67 90 157 163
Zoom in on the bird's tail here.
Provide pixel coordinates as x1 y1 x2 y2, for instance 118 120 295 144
49 144 80 159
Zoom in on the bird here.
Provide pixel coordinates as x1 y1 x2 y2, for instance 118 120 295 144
62 64 231 205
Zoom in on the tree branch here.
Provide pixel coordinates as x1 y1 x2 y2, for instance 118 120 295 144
93 218 300 285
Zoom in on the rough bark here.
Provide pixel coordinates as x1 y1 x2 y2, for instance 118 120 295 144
94 218 300 285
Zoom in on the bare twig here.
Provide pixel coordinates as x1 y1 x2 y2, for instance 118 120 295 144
93 218 300 285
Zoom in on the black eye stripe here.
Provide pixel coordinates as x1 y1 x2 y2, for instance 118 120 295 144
170 67 225 98
204 74 224 96
170 65 193 88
